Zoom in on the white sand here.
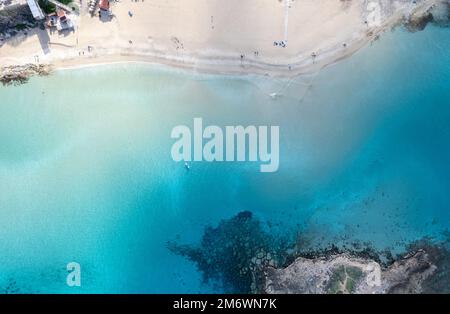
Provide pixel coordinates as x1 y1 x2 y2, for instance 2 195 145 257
0 0 442 76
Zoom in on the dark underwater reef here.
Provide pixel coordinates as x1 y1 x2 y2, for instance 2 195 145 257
167 211 291 293
168 211 450 294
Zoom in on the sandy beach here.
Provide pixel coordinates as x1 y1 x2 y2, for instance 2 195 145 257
0 0 444 76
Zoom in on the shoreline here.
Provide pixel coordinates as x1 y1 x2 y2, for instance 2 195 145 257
1 0 445 79
44 13 405 78
0 21 401 82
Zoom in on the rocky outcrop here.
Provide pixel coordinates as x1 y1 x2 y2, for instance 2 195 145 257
362 0 449 31
169 211 450 294
404 0 449 31
0 63 52 86
263 250 436 294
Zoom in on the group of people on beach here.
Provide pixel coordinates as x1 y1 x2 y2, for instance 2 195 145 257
273 40 287 48
77 45 93 56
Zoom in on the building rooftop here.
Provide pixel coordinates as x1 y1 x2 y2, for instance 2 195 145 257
99 0 109 11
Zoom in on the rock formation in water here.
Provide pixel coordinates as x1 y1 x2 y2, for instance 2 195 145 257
167 211 291 293
360 0 449 32
169 211 450 294
263 250 436 294
0 63 51 86
404 0 449 31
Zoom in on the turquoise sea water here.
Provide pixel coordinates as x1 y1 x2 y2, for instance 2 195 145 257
0 25 449 293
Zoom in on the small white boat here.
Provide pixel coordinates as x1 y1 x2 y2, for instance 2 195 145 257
184 162 190 170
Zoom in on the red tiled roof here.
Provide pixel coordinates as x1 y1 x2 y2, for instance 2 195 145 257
99 0 109 10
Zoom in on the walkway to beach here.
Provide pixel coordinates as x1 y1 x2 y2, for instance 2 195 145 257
284 0 290 43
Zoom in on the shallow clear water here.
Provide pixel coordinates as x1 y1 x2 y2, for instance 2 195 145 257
0 25 449 293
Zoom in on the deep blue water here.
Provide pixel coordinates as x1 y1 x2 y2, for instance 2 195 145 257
0 25 449 293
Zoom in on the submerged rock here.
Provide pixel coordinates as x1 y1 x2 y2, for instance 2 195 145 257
0 64 52 86
405 12 435 31
167 211 290 293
